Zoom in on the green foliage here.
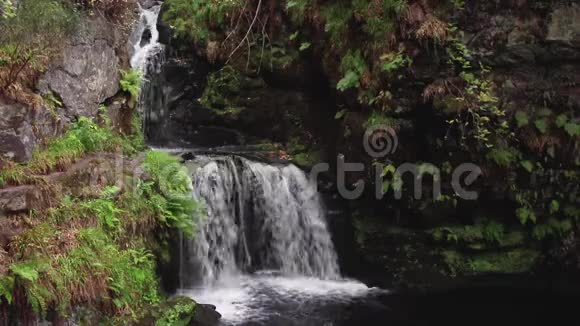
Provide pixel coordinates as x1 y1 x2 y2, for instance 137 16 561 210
564 122 580 137
120 69 143 99
0 0 77 89
337 50 367 91
299 42 311 51
163 0 242 41
555 114 568 128
286 0 312 24
353 0 406 40
31 117 129 172
143 150 203 237
467 249 539 274
320 2 353 41
532 219 573 240
1 169 200 320
515 111 529 128
516 207 537 225
486 146 520 167
0 275 14 304
364 111 394 128
443 32 508 148
0 117 140 184
449 0 465 10
0 0 15 19
380 51 412 74
431 222 505 245
155 299 196 326
520 160 534 173
534 118 549 134
381 164 403 194
335 109 347 120
200 65 243 114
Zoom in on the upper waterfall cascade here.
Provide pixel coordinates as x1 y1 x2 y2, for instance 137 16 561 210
129 4 164 72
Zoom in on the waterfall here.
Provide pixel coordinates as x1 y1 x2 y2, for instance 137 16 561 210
129 3 166 139
129 3 164 72
180 156 340 287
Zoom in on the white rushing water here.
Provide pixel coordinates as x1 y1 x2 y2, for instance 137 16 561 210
129 3 164 72
128 7 381 325
181 156 340 286
179 156 381 324
129 3 167 138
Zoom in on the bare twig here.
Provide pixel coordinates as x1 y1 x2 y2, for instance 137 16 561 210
227 0 263 63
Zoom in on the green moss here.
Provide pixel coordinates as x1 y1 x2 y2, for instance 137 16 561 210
429 222 506 246
440 249 540 276
200 65 247 117
155 297 196 326
467 249 540 274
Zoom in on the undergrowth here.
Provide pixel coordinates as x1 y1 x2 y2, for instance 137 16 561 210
0 148 203 322
0 116 142 187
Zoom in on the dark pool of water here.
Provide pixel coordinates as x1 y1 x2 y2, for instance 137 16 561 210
181 272 580 326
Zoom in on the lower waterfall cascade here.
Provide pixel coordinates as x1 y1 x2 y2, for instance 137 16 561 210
179 155 340 287
130 4 382 325
176 156 381 324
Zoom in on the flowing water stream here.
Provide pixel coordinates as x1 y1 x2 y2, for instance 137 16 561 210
128 4 580 326
130 4 389 325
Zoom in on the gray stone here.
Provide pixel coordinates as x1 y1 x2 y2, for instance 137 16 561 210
0 186 40 215
138 0 160 10
0 101 36 162
547 4 580 43
38 17 122 120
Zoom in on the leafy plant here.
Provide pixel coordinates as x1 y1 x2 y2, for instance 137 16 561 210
120 69 143 99
0 0 77 93
163 0 242 42
299 42 311 51
515 111 529 128
380 52 411 73
534 118 549 134
564 122 580 137
143 150 204 237
486 146 520 167
516 207 536 225
337 50 367 91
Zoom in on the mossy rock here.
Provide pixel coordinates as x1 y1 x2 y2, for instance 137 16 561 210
142 296 221 326
440 249 541 276
291 150 322 167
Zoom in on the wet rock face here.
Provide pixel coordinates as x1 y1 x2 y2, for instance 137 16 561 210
0 102 35 162
138 0 161 10
0 15 131 162
0 100 62 162
38 16 122 121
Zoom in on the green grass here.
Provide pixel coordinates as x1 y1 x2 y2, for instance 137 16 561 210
0 117 141 186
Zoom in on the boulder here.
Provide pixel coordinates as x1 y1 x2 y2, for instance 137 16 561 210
0 102 35 162
0 186 42 215
0 100 62 162
38 16 123 121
